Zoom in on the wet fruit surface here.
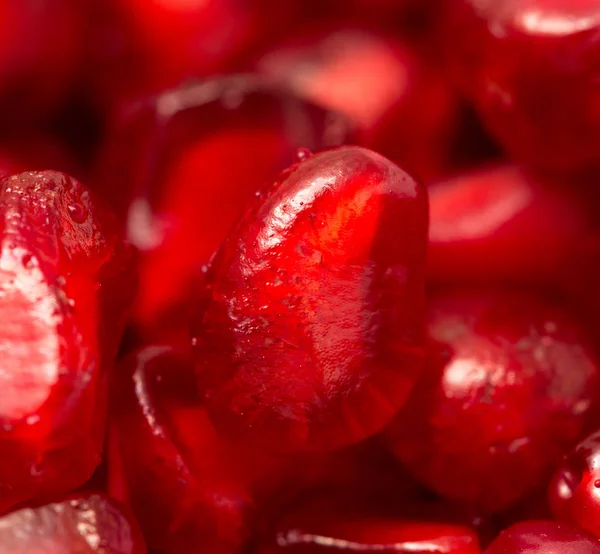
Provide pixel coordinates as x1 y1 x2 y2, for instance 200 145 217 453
0 170 135 513
444 0 600 173
0 493 146 553
386 289 599 512
109 345 287 553
2 1 600 551
261 519 481 553
549 429 600 538
257 479 483 554
193 145 428 454
483 520 600 553
95 76 351 344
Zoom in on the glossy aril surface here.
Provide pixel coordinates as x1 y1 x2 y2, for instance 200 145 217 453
255 26 457 182
483 521 600 553
193 145 428 454
96 76 351 344
0 493 146 553
444 0 600 173
386 289 599 513
258 487 481 554
261 520 481 553
427 164 597 286
0 170 135 513
109 345 285 553
549 428 600 538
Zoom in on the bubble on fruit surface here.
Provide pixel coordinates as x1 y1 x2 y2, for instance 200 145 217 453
67 202 87 223
294 147 313 162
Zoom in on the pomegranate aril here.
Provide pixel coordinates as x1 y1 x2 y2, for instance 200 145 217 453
257 488 481 554
254 25 458 182
0 493 146 553
548 428 600 538
386 289 599 513
262 521 481 554
483 520 600 553
95 76 352 344
443 0 600 174
109 346 285 553
193 145 428 454
427 163 598 287
0 170 135 513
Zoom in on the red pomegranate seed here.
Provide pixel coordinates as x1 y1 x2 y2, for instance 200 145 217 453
193 145 428 454
427 163 596 286
109 346 287 553
257 489 481 554
95 76 352 345
386 289 599 513
254 25 458 182
0 493 146 553
443 0 600 174
0 170 136 513
483 521 600 553
549 428 600 538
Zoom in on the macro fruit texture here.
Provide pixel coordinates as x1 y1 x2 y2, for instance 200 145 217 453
95 76 352 344
427 163 598 286
260 516 481 553
386 289 599 513
254 26 457 182
110 345 287 553
0 170 135 513
193 145 428 454
483 521 600 553
443 0 600 174
549 429 600 538
255 468 486 554
0 493 146 553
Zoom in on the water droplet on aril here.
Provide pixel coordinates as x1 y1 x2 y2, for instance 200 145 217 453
67 202 87 223
295 147 313 162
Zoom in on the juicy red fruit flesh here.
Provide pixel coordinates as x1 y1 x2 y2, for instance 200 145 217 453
261 520 481 553
443 0 600 173
549 428 600 538
258 488 482 554
427 163 598 287
109 345 277 554
0 170 135 513
193 145 428 454
483 520 600 553
386 289 599 513
95 76 351 345
0 493 146 553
